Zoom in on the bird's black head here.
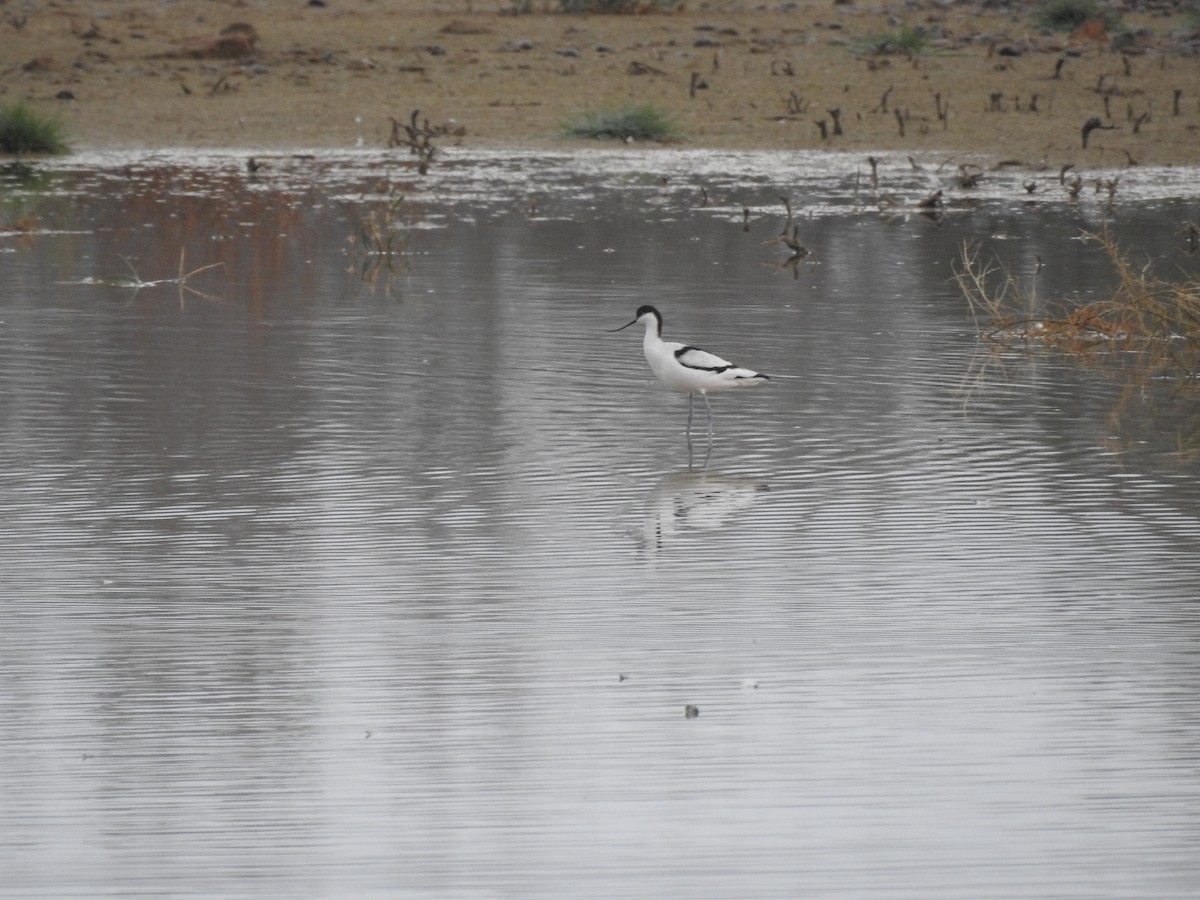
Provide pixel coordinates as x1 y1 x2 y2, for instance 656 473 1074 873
608 305 663 335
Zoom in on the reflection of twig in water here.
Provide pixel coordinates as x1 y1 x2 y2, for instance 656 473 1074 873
91 249 223 306
758 195 811 278
954 339 1027 416
348 200 412 297
762 224 810 280
1103 370 1200 461
170 248 224 306
958 336 1200 462
355 253 406 299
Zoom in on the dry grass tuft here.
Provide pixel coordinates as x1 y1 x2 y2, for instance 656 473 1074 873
955 229 1200 376
957 230 1200 459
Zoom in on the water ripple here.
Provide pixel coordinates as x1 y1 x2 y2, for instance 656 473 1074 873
2 154 1199 899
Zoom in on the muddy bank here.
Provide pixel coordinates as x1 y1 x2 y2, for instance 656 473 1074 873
2 0 1199 168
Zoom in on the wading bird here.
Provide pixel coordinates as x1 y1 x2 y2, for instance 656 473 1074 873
609 305 769 440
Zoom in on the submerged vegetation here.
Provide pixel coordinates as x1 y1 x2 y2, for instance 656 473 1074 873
347 189 416 296
560 104 680 142
351 200 411 278
955 229 1200 375
354 204 410 262
0 103 68 155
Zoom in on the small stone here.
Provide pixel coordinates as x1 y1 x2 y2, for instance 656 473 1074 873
440 19 491 36
23 56 60 72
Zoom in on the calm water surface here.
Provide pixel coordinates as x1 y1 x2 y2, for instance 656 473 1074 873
2 150 1200 898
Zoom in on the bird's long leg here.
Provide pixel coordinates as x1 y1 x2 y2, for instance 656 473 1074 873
686 394 694 436
703 393 714 444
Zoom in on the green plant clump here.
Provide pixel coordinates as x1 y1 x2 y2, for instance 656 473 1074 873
561 104 680 142
1033 0 1123 32
0 103 69 155
1184 0 1200 30
853 26 932 57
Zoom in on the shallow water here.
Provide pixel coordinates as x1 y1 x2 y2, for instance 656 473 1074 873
2 149 1200 898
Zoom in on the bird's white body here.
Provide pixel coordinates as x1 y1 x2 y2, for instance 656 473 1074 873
640 322 766 395
611 305 768 440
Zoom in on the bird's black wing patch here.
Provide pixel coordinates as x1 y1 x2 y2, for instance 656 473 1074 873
675 345 733 373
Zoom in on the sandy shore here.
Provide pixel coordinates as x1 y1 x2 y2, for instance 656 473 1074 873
2 0 1199 168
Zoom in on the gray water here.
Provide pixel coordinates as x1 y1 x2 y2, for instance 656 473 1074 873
3 149 1200 898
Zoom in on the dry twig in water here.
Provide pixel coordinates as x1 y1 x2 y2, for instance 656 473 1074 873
954 230 1200 376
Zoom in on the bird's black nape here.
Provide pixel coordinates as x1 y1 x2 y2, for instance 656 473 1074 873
635 305 662 335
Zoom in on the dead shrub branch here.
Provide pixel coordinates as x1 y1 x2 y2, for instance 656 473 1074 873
954 229 1200 377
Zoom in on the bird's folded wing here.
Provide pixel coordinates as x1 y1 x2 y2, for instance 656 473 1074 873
675 345 735 372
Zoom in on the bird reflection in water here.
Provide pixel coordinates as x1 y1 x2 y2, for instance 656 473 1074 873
638 469 770 554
